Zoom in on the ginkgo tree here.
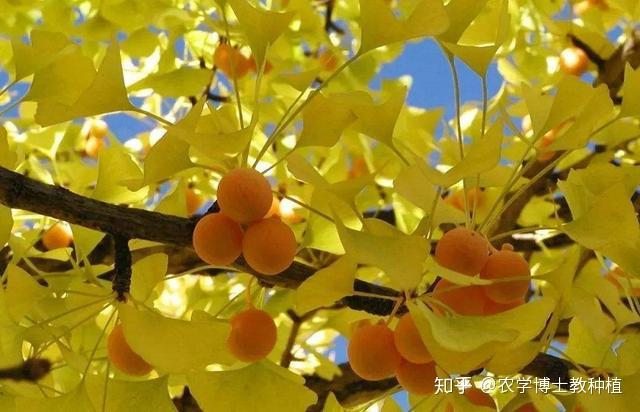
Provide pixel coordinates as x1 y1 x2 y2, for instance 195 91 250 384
1 0 640 411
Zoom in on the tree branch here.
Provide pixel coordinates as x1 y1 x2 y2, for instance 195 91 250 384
112 234 132 301
0 166 398 313
0 359 51 382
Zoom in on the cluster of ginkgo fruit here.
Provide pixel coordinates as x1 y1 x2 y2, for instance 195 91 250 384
346 228 531 393
347 315 496 409
433 227 531 316
83 119 109 159
192 167 297 276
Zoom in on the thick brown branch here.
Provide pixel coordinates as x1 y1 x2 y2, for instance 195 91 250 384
112 234 132 301
0 359 51 381
0 167 195 245
0 166 399 313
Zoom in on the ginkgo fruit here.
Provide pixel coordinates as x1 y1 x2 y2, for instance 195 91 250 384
348 156 368 179
559 46 589 76
227 307 277 363
435 227 490 276
217 167 273 224
432 279 488 316
445 188 484 213
480 244 531 304
393 313 432 364
395 360 437 395
42 223 73 250
214 43 250 78
444 387 495 412
348 322 401 381
536 128 558 161
85 136 105 159
483 297 525 315
192 213 243 266
88 119 108 139
186 188 204 216
242 217 297 275
318 50 339 71
574 0 607 14
107 324 153 376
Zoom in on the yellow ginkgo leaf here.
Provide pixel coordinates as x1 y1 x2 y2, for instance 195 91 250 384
11 30 72 81
296 92 357 148
85 375 175 412
0 126 17 169
437 0 490 44
620 63 640 118
407 300 497 373
178 102 255 158
295 256 357 313
130 67 212 98
416 120 504 187
154 179 189 217
417 296 555 352
566 317 617 369
485 341 541 376
351 84 407 155
0 205 11 248
91 147 147 204
358 0 449 55
29 40 133 126
188 361 317 412
15 386 94 412
5 264 49 323
118 304 234 373
130 253 168 302
440 0 510 76
140 99 203 186
336 217 428 290
574 261 640 329
70 224 105 262
226 0 295 65
563 183 639 251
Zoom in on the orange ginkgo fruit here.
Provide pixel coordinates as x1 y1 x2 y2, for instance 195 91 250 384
214 43 250 78
432 279 488 316
348 322 402 381
186 188 204 216
536 128 558 162
559 46 589 76
42 223 73 250
393 313 432 364
435 227 490 276
395 360 438 396
444 188 485 213
242 217 297 275
318 50 339 71
107 324 153 376
192 213 243 266
85 136 105 159
217 168 273 224
88 119 109 139
480 244 531 304
227 307 277 363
